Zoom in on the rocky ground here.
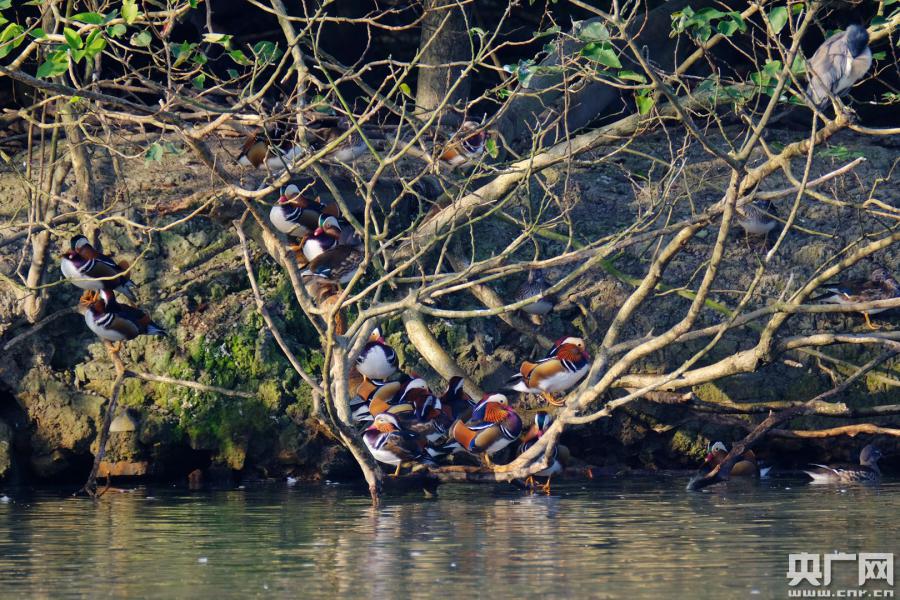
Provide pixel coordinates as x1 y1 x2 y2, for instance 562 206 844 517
0 121 897 487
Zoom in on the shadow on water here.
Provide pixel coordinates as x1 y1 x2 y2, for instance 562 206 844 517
0 476 898 598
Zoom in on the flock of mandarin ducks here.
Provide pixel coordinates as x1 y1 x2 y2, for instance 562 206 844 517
53 25 895 488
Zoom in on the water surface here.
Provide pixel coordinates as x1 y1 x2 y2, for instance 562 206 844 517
1 476 897 598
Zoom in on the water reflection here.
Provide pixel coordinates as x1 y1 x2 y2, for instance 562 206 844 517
0 478 898 598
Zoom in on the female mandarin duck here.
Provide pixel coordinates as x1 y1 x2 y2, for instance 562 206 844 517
237 118 302 170
362 413 435 477
737 199 778 240
439 120 487 170
304 241 362 285
519 411 565 494
813 266 899 330
509 336 590 406
804 444 882 484
305 115 368 163
447 393 523 467
82 290 165 347
514 270 556 326
61 235 138 301
355 328 399 382
269 184 339 238
701 441 770 478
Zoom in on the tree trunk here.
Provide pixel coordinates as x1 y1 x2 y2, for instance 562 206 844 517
415 0 473 125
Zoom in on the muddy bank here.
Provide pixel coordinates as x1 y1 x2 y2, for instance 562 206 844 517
0 125 898 486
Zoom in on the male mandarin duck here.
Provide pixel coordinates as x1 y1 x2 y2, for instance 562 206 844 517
362 413 436 477
804 444 882 484
298 216 343 262
813 265 899 330
737 199 778 239
509 336 590 406
446 393 523 466
237 118 302 170
81 290 165 346
439 120 487 169
701 441 770 478
269 184 338 238
518 411 566 494
305 116 367 163
352 375 426 422
806 24 872 108
61 235 138 301
355 327 399 382
440 376 476 422
514 270 556 325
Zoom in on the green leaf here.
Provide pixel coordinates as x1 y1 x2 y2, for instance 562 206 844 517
0 0 10 9
192 73 206 90
203 33 232 45
36 50 69 78
717 20 738 37
251 40 282 64
70 48 85 64
399 82 412 97
228 49 250 65
63 27 83 50
192 50 207 65
581 42 622 69
107 23 126 38
28 27 46 39
635 93 655 115
145 142 164 162
130 30 151 47
69 95 82 103
122 0 139 25
226 68 239 79
71 12 104 25
768 6 788 34
0 16 7 27
485 138 498 159
617 70 646 83
0 23 24 59
790 54 806 75
578 22 609 42
172 41 195 68
84 29 106 59
102 10 119 24
872 51 886 61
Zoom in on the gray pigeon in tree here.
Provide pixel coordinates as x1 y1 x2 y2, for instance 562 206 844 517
806 24 872 107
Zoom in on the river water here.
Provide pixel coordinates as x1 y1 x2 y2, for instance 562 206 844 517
0 476 897 598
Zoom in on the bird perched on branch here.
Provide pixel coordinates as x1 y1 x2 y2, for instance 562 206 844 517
305 115 368 163
700 441 770 478
514 269 556 325
806 24 872 109
362 413 437 477
445 393 523 467
439 120 487 170
518 411 566 494
812 265 899 330
804 444 881 484
355 327 399 382
508 337 590 406
736 199 778 241
237 117 302 170
81 289 165 346
61 235 139 301
269 184 339 238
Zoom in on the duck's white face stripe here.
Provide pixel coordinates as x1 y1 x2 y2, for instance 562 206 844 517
97 313 115 327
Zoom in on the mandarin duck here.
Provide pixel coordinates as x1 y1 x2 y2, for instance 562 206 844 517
306 116 367 163
352 375 426 422
737 199 778 239
82 290 165 346
518 411 565 494
61 235 138 301
701 441 770 478
237 118 302 170
806 24 872 108
439 120 487 170
514 270 556 325
355 327 399 382
297 216 343 262
446 393 523 467
509 337 590 406
303 243 362 286
804 444 882 484
269 184 338 238
812 266 899 329
441 376 476 422
362 413 436 477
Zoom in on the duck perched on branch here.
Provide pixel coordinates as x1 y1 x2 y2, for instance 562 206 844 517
61 235 138 301
269 184 339 238
804 444 882 484
81 290 165 346
812 265 899 330
362 413 437 477
356 328 399 382
519 411 566 494
439 120 487 170
806 24 872 108
514 270 556 325
445 393 523 467
509 337 590 406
